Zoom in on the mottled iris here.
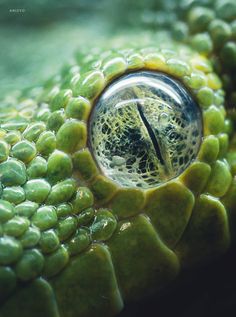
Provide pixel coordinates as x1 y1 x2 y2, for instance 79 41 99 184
89 71 202 188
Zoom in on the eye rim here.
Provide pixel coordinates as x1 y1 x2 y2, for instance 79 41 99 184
38 46 226 207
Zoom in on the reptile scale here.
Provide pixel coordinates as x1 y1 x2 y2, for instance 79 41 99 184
1 0 236 316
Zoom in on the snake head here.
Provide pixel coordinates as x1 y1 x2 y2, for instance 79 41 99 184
1 1 236 316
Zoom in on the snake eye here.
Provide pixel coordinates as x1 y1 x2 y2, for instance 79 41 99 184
89 71 202 189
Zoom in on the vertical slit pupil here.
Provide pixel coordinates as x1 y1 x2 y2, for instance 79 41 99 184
136 102 165 166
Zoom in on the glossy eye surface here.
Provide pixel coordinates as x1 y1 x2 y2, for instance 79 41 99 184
89 71 202 189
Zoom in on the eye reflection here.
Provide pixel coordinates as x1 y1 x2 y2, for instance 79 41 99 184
89 71 202 189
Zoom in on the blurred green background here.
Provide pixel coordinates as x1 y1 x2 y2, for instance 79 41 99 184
0 0 192 100
0 0 161 99
0 0 110 100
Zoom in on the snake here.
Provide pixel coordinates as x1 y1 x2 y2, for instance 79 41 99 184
1 0 236 316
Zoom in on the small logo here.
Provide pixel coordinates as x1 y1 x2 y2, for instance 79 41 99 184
9 8 26 13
